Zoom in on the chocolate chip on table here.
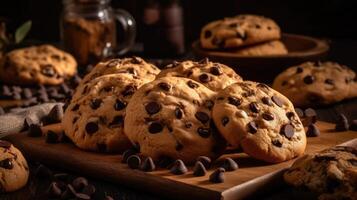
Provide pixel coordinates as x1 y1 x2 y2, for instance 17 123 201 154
199 73 211 83
114 99 127 111
210 66 222 76
148 122 163 134
72 177 88 191
90 99 102 110
221 157 238 171
249 102 259 113
85 122 99 134
335 114 349 131
81 184 96 196
209 167 225 183
22 88 33 99
221 116 229 126
158 82 171 91
0 140 11 148
325 79 334 85
261 97 273 106
174 107 183 119
28 124 43 137
187 80 199 88
193 161 207 176
350 119 357 131
271 95 283 107
228 96 242 106
306 124 320 137
303 75 315 84
122 148 137 163
295 108 304 118
121 85 136 96
280 124 294 139
46 130 60 144
195 112 210 124
197 127 211 138
127 155 141 169
262 113 274 121
145 102 162 115
304 108 317 123
140 157 156 172
44 105 64 125
272 140 283 147
196 156 211 169
170 159 188 175
247 121 258 134
0 158 13 169
296 66 303 73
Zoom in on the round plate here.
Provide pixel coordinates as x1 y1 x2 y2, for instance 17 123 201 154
192 33 329 83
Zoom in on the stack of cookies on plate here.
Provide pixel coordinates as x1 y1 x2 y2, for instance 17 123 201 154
63 57 306 165
200 14 288 56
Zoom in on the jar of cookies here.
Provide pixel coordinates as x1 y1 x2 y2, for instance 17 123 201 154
60 0 136 66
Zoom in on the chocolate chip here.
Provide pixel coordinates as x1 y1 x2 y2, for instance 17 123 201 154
303 75 315 84
209 168 225 183
247 121 258 133
197 127 211 138
222 117 229 126
148 122 163 134
72 177 88 191
228 96 242 106
335 114 349 131
170 159 188 175
71 104 80 111
280 124 294 139
114 99 127 111
173 107 183 119
204 30 212 38
204 100 214 110
45 105 64 124
296 66 303 73
90 99 102 110
210 66 222 76
306 124 320 137
0 140 11 148
304 108 317 123
22 88 33 99
85 122 99 134
325 79 334 85
193 161 207 176
0 158 13 169
145 102 162 115
158 82 171 91
28 124 43 137
140 157 156 172
262 113 274 121
122 85 136 96
195 112 210 124
187 80 199 88
122 148 137 163
48 182 63 198
221 158 238 171
81 184 96 196
196 156 211 169
41 64 56 77
262 97 273 106
46 130 60 143
286 112 295 120
249 102 259 113
271 95 284 107
199 73 211 83
109 115 124 128
127 155 141 169
272 140 282 147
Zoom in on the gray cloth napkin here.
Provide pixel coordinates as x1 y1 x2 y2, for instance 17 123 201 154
0 103 63 138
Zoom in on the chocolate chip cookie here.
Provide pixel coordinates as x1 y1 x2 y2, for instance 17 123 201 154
63 74 146 153
212 81 306 163
157 59 242 91
273 61 357 107
284 146 357 200
0 140 29 192
201 14 281 49
81 57 160 85
233 40 288 56
0 45 77 85
124 77 226 164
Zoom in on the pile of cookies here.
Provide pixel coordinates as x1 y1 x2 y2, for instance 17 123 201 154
63 57 306 166
200 14 288 56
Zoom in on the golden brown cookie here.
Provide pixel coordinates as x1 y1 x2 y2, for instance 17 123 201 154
233 40 288 56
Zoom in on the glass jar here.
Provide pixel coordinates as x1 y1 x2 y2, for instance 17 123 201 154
60 0 136 66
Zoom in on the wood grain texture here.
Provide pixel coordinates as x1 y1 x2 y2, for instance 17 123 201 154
4 121 356 200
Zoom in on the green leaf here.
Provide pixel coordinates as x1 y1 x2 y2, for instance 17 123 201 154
15 20 32 44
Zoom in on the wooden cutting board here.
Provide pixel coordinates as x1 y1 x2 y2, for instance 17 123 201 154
4 121 357 200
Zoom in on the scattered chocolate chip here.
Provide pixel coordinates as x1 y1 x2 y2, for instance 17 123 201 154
122 85 136 96
209 168 225 183
335 114 349 131
174 107 183 119
85 122 99 134
148 122 163 134
221 116 229 126
114 99 127 111
195 112 210 124
122 148 137 163
197 127 211 138
187 80 199 89
170 159 188 175
303 75 315 84
0 158 13 169
350 120 357 131
72 177 88 191
228 96 242 106
90 99 102 110
158 82 171 91
210 66 222 76
247 121 258 133
127 155 141 169
193 161 207 176
271 95 284 107
262 97 273 106
204 30 212 38
28 124 43 137
296 66 303 73
145 102 162 115
262 113 274 121
306 124 320 137
295 108 305 118
221 157 238 171
140 157 156 172
22 88 33 99
304 108 317 124
81 184 96 196
249 102 259 113
196 156 211 169
46 130 60 143
325 79 334 85
272 140 282 147
280 124 294 139
44 105 64 124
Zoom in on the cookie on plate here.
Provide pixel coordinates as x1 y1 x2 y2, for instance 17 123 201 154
81 57 160 85
0 45 77 85
124 77 226 164
0 140 29 192
272 61 357 107
63 74 147 153
200 14 281 49
233 40 288 56
212 81 306 163
157 59 242 91
284 146 357 200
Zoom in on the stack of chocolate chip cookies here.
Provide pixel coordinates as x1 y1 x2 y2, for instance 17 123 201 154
200 14 288 56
